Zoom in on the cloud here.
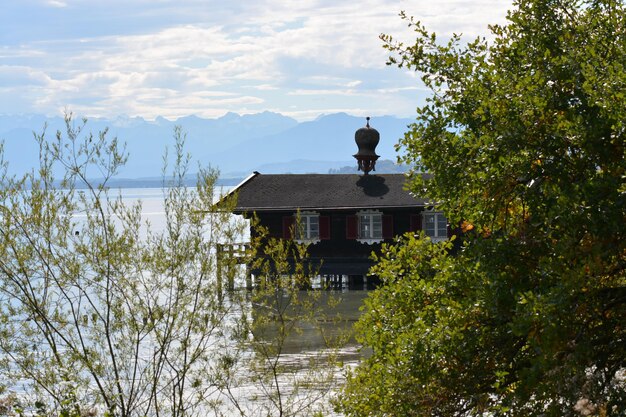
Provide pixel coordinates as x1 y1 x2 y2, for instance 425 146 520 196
287 89 360 97
1 0 513 120
0 66 52 86
46 0 68 8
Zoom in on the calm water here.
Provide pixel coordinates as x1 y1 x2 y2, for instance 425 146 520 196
113 186 369 344
117 187 367 414
5 187 368 416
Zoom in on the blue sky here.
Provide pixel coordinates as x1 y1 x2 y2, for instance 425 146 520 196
1 0 512 121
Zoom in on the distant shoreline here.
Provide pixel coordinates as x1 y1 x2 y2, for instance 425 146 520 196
54 177 245 190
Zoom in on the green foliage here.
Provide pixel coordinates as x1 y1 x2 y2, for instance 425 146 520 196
339 1 626 416
339 235 463 416
214 222 347 417
0 114 345 417
0 114 247 416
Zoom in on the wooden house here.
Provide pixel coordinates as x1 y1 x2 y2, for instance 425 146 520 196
227 118 450 288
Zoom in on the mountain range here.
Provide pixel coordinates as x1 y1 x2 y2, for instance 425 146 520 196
0 112 414 181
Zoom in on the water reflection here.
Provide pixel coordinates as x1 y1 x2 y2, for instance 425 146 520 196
249 290 368 357
219 289 370 416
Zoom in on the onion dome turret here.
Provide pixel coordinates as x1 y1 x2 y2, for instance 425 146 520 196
353 117 380 175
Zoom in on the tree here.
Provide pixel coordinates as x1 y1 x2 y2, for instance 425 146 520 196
338 1 626 416
0 115 247 416
0 115 344 417
214 226 347 417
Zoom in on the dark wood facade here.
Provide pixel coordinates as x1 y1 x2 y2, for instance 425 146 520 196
228 172 448 279
253 207 424 275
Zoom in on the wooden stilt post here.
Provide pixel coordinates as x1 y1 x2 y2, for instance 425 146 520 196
216 244 223 301
227 245 235 291
246 266 253 290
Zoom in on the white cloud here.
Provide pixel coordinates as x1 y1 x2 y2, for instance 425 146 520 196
1 0 513 119
254 84 279 91
46 0 68 8
287 89 360 97
0 66 52 86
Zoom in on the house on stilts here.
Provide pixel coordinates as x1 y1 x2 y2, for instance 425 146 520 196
225 117 451 290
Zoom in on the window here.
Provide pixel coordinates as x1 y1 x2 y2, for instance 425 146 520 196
423 211 448 242
346 211 392 243
359 212 382 240
284 212 329 243
296 213 319 240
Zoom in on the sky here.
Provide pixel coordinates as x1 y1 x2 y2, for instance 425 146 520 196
1 0 513 121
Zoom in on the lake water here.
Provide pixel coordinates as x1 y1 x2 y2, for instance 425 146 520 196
114 187 368 415
109 186 371 322
2 186 368 416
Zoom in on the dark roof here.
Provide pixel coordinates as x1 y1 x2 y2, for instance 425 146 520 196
228 172 428 213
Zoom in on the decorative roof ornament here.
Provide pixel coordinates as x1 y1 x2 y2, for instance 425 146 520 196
353 116 380 175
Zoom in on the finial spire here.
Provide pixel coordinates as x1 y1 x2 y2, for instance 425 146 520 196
353 117 380 175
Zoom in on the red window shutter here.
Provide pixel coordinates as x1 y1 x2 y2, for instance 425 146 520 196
319 216 330 240
410 214 422 232
282 216 295 239
346 215 358 240
382 215 394 239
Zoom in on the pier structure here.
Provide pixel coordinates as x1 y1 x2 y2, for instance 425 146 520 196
217 119 453 291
